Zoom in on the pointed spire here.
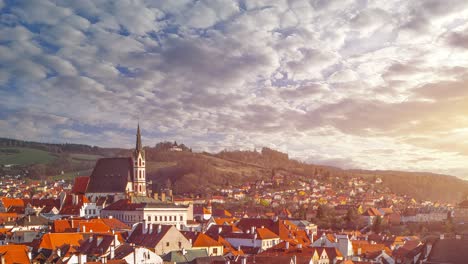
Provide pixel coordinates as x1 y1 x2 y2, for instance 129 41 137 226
136 123 142 152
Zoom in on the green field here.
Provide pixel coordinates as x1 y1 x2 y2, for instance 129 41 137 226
0 147 57 165
69 153 104 161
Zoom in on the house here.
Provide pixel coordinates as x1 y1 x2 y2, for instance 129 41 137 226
127 223 192 255
74 233 122 263
13 214 49 231
101 198 190 229
162 248 209 263
223 227 280 251
362 207 382 226
191 233 224 256
113 243 163 264
6 230 40 244
421 235 468 264
0 244 31 264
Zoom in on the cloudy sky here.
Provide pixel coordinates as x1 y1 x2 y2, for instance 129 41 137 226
1 0 468 179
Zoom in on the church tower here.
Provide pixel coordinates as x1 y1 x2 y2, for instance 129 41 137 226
133 124 147 196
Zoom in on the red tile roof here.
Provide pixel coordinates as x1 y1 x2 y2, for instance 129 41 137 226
71 176 90 194
0 245 30 264
193 233 223 247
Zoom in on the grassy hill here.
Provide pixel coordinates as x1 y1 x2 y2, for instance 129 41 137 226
0 147 57 165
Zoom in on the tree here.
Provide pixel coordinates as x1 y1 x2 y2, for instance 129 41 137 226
345 207 359 228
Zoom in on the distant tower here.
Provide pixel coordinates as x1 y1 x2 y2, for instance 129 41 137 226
133 124 146 196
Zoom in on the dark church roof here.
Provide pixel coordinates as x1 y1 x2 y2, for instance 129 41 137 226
86 158 134 193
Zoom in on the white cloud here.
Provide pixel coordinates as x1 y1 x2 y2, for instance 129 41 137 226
2 0 468 178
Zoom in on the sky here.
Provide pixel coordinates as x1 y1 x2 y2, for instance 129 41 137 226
1 0 468 179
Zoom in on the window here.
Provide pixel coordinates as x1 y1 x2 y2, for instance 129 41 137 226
148 216 151 221
178 242 182 248
139 158 142 166
154 216 157 221
180 215 183 221
213 248 218 254
166 242 170 247
164 216 167 221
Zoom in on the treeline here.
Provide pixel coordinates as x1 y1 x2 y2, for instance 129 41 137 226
0 138 101 154
216 147 290 168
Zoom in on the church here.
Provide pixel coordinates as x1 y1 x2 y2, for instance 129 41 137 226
86 124 148 202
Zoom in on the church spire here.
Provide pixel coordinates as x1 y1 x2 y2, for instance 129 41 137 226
136 123 142 152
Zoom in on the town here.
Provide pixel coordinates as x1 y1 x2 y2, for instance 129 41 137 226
0 126 467 264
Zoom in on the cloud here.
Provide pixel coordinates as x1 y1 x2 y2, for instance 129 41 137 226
2 0 468 179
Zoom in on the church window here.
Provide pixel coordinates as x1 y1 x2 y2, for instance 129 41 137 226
139 185 142 192
139 158 142 166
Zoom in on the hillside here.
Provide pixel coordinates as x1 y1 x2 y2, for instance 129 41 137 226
1 138 467 203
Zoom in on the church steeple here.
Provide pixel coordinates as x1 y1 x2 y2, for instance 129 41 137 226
132 123 146 197
136 123 142 152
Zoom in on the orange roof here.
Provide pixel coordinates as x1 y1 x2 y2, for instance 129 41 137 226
39 233 83 250
352 241 390 255
53 220 72 233
1 198 24 208
256 228 279 240
79 221 111 233
193 233 223 247
203 207 211 214
0 245 30 264
98 218 131 230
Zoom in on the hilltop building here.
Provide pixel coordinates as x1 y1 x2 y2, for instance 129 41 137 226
86 124 147 202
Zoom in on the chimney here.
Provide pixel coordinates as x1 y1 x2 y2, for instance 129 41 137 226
297 243 302 250
57 248 61 257
149 224 154 234
440 234 444 240
161 192 166 203
168 189 173 200
358 247 362 255
82 225 86 233
285 241 289 249
110 246 115 259
154 193 159 201
28 214 31 222
157 225 162 234
218 227 222 234
241 257 247 264
251 226 255 234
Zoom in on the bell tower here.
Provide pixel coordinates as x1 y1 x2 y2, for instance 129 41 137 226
133 123 147 196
